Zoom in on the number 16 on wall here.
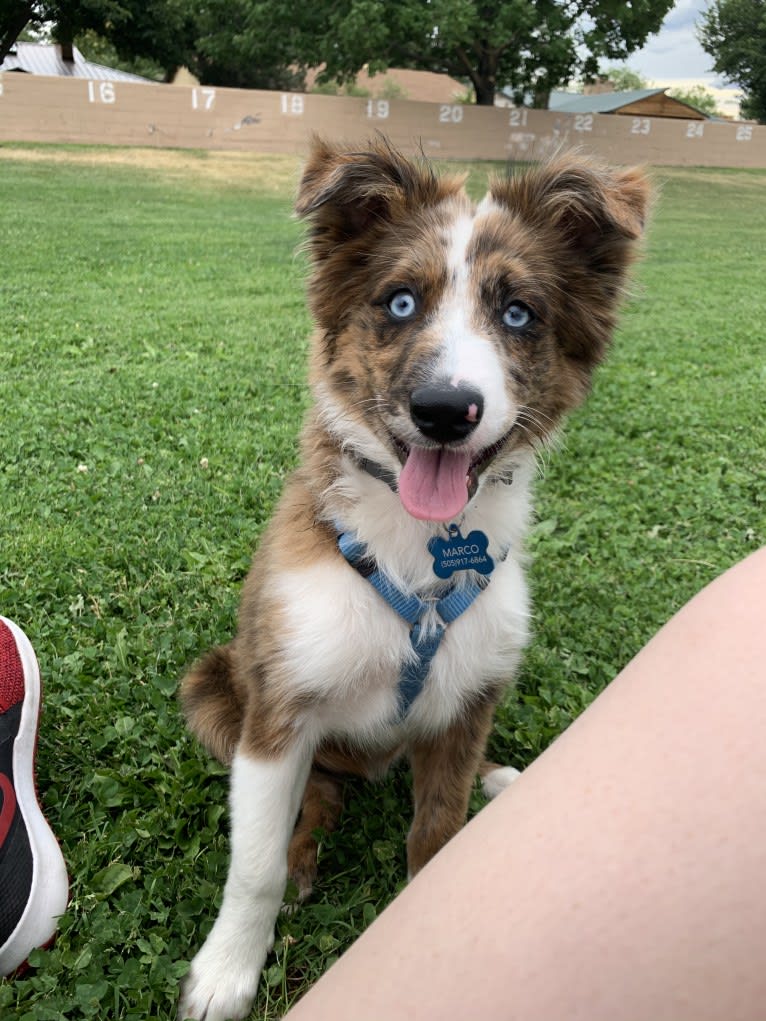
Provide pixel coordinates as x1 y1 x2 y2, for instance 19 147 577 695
87 81 116 104
87 80 116 103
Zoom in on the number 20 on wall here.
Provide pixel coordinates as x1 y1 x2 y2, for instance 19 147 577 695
439 104 463 123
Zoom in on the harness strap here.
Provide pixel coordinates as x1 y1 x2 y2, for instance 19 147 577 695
398 621 445 716
337 531 426 625
336 526 488 717
354 456 399 494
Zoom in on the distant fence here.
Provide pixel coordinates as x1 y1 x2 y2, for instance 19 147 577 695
1 72 765 168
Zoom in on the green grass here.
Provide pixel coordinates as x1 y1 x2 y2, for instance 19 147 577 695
1 146 765 1020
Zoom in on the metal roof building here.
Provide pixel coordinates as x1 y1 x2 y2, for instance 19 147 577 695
548 88 709 120
0 42 155 84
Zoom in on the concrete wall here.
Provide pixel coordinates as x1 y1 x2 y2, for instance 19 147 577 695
1 72 765 168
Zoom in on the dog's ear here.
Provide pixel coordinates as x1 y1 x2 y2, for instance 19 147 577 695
491 155 651 368
296 136 446 244
491 154 650 271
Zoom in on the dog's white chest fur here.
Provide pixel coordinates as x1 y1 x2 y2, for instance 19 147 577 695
274 460 533 745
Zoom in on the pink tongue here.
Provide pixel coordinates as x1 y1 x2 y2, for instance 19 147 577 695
398 447 472 522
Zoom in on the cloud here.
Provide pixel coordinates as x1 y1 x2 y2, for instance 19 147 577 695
660 0 705 32
604 0 744 116
628 0 716 81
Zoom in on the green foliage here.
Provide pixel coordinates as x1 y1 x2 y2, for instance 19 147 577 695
699 0 766 122
1 0 308 88
668 84 722 117
74 28 166 81
0 0 198 75
292 0 677 106
601 64 649 91
0 146 764 1019
309 79 340 95
309 79 372 97
1 1 34 62
377 77 407 101
311 75 405 100
187 0 307 90
2 0 678 103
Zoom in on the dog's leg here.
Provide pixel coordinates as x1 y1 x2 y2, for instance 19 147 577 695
179 736 313 1021
407 697 497 877
479 757 522 799
286 768 345 903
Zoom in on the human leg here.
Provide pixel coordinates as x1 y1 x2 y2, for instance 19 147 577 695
285 547 766 1021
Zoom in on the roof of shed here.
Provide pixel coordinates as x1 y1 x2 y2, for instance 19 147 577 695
549 89 666 113
0 42 155 83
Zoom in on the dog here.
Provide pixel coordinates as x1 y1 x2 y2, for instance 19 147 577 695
177 137 649 1021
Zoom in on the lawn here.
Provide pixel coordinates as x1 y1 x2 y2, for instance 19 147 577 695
1 145 764 1020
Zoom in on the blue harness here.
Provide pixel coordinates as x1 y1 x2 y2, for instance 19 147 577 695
336 528 500 718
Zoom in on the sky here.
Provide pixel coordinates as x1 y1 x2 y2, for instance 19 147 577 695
630 0 714 81
621 0 743 115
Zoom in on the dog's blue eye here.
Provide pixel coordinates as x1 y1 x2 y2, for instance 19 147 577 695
502 302 533 330
386 290 417 320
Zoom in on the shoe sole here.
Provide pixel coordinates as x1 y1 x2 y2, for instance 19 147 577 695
0 617 69 976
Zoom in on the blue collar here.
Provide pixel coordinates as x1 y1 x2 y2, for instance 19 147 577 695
336 527 501 718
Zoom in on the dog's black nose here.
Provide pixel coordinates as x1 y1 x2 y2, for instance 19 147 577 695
410 383 484 444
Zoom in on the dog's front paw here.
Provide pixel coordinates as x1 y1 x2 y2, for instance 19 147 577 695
178 939 265 1021
481 764 521 799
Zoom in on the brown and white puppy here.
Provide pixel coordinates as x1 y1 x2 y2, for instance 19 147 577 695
178 138 649 1021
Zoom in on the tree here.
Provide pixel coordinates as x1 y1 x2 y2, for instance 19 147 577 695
1 2 33 63
601 65 649 91
74 28 166 81
0 0 308 87
699 0 766 122
0 1 193 72
668 84 722 117
290 0 676 106
187 0 306 90
2 0 679 106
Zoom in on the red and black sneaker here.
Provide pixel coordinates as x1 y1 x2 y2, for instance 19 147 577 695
0 617 68 976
